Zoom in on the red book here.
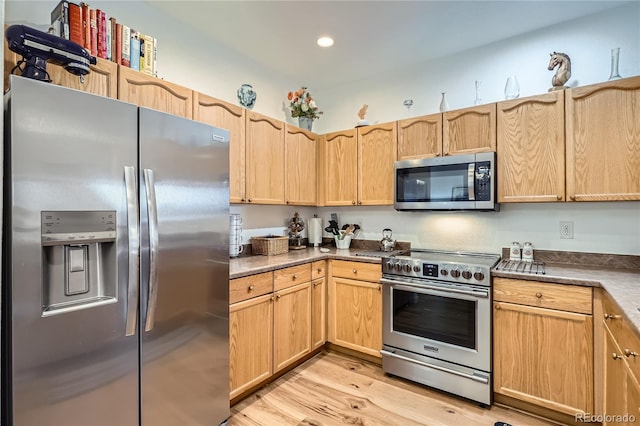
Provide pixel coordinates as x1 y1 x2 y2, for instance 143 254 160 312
115 23 122 65
81 2 90 51
89 8 97 56
68 3 83 47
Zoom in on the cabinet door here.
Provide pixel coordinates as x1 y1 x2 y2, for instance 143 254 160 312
493 301 593 415
273 282 312 372
497 92 565 202
397 114 442 159
229 293 273 399
357 122 397 205
321 129 358 206
285 125 317 205
118 66 193 118
193 92 246 204
245 111 285 204
4 41 117 98
566 76 640 201
603 325 628 425
443 103 496 156
311 277 326 350
329 277 382 358
627 373 640 426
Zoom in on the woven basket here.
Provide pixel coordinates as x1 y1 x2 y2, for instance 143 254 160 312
251 236 289 256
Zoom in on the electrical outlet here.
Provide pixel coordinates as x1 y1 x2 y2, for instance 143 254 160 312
559 221 574 239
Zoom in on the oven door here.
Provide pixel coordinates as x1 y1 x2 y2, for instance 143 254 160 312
381 276 491 372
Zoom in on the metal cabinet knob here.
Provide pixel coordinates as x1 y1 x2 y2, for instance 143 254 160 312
535 292 542 298
494 303 501 310
352 201 356 205
248 285 254 291
292 274 297 280
352 269 357 274
624 349 638 358
612 353 623 360
557 195 562 200
317 268 322 274
604 313 621 320
248 198 253 203
276 294 281 299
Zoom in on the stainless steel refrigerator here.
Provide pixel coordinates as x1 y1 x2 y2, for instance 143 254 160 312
2 75 230 426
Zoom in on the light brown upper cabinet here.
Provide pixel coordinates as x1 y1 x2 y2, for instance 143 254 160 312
118 66 193 118
566 76 640 201
357 122 397 205
397 113 442 159
4 38 117 97
443 103 496 156
319 129 358 206
245 111 285 204
497 91 565 202
192 93 246 203
284 125 317 205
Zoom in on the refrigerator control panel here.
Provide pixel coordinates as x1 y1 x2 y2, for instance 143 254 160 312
41 210 116 246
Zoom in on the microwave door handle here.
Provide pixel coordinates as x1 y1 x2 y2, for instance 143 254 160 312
467 163 475 200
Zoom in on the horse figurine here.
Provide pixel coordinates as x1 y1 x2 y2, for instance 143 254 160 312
548 51 571 91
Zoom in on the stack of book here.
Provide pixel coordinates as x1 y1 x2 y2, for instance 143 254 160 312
50 0 157 77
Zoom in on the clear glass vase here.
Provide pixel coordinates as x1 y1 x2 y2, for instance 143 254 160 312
608 47 622 80
504 75 520 100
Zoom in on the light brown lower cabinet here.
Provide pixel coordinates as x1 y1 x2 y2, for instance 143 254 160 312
229 292 273 399
311 277 327 350
273 281 312 372
493 278 593 416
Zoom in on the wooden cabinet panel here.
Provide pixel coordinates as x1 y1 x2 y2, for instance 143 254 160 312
285 125 317 205
118 66 193 118
229 271 272 304
604 324 628 425
245 111 285 204
357 122 397 205
397 114 442 159
229 293 273 399
311 260 326 280
443 103 496 155
192 92 246 203
331 260 381 283
493 301 593 415
311 277 327 350
603 292 640 384
329 276 382 358
566 76 640 201
274 263 311 292
497 92 565 202
321 129 358 206
493 277 592 314
273 282 312 372
4 40 117 98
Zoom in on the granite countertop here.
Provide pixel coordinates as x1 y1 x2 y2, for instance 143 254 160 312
231 247 640 338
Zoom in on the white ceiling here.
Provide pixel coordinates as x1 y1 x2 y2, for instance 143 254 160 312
145 0 632 89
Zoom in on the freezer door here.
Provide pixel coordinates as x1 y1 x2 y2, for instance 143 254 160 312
3 76 139 426
138 108 230 425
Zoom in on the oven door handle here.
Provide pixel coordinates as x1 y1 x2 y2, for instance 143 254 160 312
381 349 489 384
380 278 489 299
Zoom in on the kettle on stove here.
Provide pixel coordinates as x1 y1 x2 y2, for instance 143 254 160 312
379 228 396 252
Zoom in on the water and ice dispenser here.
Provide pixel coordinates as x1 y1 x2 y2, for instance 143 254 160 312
41 211 118 316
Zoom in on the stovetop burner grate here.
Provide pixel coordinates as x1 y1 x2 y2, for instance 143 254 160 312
354 249 407 258
494 259 546 275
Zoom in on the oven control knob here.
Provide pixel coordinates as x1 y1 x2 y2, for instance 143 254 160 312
413 265 421 273
385 261 395 271
450 268 460 278
462 270 472 280
474 271 485 281
394 262 402 272
440 268 448 276
402 264 412 273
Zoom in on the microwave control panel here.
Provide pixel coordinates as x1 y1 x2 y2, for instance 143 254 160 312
474 161 492 201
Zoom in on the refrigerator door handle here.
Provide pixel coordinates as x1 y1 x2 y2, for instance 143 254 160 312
124 166 139 336
143 168 159 332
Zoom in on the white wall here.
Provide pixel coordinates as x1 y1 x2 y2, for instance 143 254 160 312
5 1 640 256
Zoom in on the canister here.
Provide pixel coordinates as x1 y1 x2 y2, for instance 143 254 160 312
522 242 534 262
509 242 521 261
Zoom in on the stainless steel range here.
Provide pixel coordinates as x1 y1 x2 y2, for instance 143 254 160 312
380 249 500 405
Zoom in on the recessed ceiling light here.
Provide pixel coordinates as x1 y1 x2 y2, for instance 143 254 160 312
317 36 334 47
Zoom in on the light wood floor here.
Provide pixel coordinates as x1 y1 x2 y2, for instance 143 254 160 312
229 351 557 426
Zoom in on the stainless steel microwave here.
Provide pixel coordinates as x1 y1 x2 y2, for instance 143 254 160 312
394 152 497 211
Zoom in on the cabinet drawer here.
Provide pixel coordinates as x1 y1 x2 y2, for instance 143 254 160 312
331 260 381 283
230 272 273 304
493 277 592 314
274 264 311 291
603 292 640 381
311 260 326 280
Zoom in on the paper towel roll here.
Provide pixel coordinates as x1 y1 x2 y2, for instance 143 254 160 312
308 217 322 247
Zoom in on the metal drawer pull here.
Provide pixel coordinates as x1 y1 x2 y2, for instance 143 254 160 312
380 350 489 384
624 349 638 358
535 292 542 298
293 274 297 280
353 269 357 274
612 352 623 360
248 285 254 291
604 313 621 320
276 294 281 299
